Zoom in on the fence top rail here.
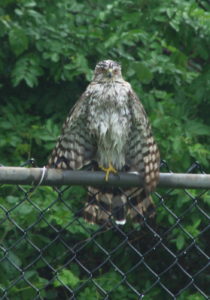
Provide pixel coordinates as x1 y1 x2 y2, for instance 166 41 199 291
0 167 209 189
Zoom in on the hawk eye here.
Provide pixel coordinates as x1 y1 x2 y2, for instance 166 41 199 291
98 67 106 72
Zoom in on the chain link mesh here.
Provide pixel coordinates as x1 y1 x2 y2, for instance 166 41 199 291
0 162 209 300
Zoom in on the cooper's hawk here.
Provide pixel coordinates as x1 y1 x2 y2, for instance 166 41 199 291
48 60 159 225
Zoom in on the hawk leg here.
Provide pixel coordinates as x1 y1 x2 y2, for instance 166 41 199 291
99 163 117 181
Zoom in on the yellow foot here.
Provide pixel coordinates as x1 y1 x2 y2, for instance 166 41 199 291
99 163 117 181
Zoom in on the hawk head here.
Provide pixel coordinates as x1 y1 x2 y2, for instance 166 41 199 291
93 60 122 82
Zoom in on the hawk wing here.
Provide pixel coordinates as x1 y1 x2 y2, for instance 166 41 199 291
124 89 160 222
126 89 160 192
48 90 96 170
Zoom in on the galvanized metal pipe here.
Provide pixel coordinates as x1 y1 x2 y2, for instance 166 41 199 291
0 167 209 189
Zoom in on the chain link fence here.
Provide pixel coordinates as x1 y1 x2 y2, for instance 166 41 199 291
0 161 209 300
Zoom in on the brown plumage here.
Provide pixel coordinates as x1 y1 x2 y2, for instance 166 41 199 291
48 60 160 225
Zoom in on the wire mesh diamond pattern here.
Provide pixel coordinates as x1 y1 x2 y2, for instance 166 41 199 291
0 162 209 299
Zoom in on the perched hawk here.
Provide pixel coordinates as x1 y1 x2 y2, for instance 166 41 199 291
48 60 159 225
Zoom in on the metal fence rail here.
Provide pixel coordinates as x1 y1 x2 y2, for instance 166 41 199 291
1 167 210 189
0 162 209 300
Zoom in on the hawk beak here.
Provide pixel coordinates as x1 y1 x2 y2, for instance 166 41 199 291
107 68 113 78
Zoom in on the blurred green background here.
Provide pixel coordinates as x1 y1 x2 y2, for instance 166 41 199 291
1 0 210 169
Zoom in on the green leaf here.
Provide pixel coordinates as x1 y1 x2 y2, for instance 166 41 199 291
54 269 80 288
9 27 28 55
8 251 21 267
186 120 210 136
6 195 19 204
176 234 185 250
11 54 43 87
132 62 153 84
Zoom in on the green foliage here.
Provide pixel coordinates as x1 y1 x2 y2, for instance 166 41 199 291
54 269 80 288
0 0 209 299
177 291 206 300
12 54 43 87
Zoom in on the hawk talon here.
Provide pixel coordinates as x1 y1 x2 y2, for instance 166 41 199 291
99 163 117 181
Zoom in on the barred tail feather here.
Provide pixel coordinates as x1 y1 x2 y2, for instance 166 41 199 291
84 187 155 225
84 187 126 225
128 194 155 222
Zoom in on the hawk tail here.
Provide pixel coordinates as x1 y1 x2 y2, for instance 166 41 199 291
84 187 127 225
83 187 155 225
127 189 155 223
